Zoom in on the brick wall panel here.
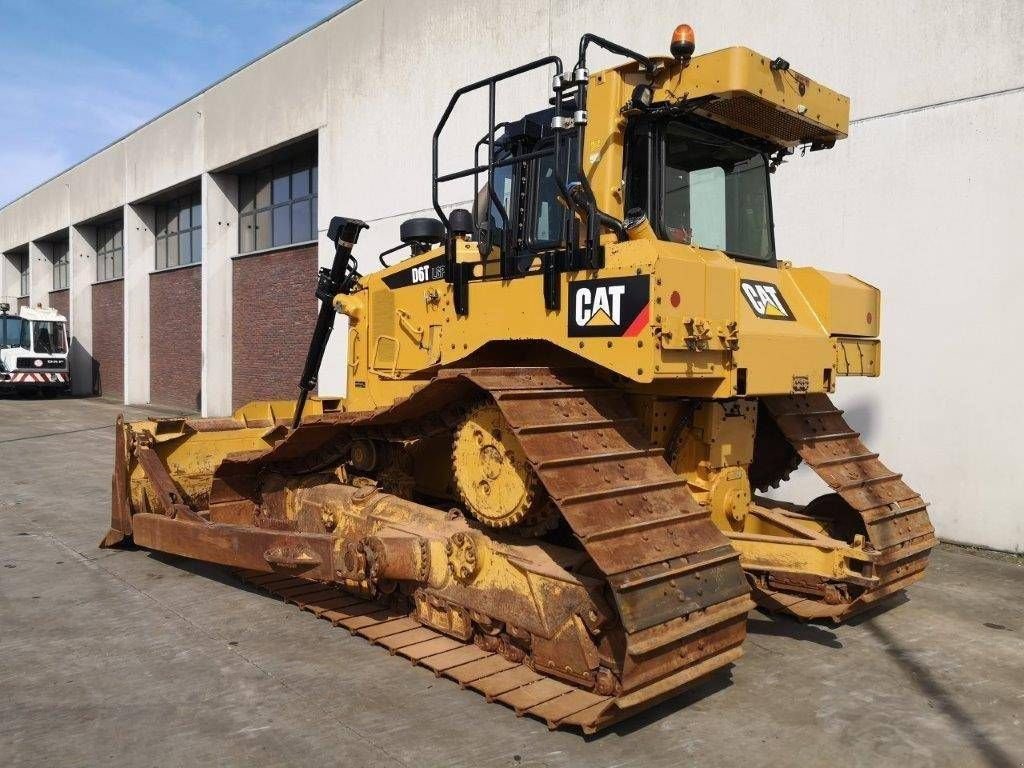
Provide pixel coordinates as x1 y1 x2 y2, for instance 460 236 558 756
233 245 317 410
150 265 202 412
91 280 124 398
48 289 69 321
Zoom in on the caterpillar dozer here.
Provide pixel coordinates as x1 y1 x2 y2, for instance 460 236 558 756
102 25 936 733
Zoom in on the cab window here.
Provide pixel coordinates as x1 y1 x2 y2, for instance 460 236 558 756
1 317 29 349
528 138 577 249
475 157 516 251
32 321 67 354
661 121 774 262
532 154 562 246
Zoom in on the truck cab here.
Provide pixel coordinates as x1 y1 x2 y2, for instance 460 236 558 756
0 303 70 396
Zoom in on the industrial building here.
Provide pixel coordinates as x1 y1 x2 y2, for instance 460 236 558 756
1 0 1022 552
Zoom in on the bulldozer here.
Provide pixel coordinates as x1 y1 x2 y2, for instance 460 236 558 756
102 25 937 733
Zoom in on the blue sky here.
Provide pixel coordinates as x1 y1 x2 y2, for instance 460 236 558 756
0 0 351 207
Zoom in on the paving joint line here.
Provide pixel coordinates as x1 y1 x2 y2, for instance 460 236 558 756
0 424 115 445
9 511 414 768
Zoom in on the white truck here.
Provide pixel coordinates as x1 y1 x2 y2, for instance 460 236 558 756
0 302 70 396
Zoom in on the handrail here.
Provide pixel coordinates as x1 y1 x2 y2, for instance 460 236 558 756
431 55 564 236
576 33 657 73
429 34 653 313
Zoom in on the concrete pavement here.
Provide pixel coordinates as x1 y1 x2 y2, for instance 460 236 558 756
1 396 1021 768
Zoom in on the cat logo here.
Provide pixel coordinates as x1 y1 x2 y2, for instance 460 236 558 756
740 279 795 321
568 275 650 337
576 284 625 327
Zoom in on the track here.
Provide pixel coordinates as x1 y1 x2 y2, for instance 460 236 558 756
236 570 620 732
214 367 754 728
478 370 752 667
753 394 937 620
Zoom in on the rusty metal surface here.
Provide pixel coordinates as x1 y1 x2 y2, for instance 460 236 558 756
757 394 937 620
235 569 617 732
131 513 338 580
110 366 757 730
99 415 132 548
462 370 753 697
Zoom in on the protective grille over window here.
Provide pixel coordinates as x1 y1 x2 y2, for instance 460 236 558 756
699 94 835 145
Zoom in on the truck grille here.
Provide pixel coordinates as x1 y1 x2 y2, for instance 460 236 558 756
16 357 66 370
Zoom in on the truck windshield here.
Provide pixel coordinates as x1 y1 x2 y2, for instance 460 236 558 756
32 321 67 354
1 317 29 349
661 122 774 262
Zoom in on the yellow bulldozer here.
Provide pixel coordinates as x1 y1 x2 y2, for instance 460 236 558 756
102 25 936 733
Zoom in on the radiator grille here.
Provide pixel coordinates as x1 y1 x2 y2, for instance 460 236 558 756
371 290 395 337
16 357 66 370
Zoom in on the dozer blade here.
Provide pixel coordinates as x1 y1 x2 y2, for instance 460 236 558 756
101 367 755 733
749 394 938 621
100 414 132 548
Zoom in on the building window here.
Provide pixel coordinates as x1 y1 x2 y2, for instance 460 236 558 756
238 155 317 254
52 241 70 290
155 192 202 270
19 253 29 296
96 222 123 282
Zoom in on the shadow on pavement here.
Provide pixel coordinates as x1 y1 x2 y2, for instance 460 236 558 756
862 618 1017 768
745 613 843 649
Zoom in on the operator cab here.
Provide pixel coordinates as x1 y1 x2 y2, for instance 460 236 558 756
424 24 848 314
470 109 778 271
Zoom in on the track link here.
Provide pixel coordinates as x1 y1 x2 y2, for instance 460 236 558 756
236 570 620 732
756 394 937 620
477 370 753 672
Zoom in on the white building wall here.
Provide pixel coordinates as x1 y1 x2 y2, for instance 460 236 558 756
201 171 238 416
27 241 50 308
66 144 126 226
769 88 1024 553
0 0 1021 550
125 101 204 203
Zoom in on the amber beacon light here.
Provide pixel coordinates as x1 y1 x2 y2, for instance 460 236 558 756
670 24 696 61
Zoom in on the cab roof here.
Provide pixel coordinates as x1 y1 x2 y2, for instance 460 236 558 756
17 306 67 322
608 46 850 149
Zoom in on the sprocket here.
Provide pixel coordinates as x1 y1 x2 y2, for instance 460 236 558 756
452 402 553 530
748 401 802 492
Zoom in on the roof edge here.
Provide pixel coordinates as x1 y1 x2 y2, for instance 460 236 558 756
0 0 362 214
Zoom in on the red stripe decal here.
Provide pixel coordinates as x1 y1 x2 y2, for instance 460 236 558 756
622 303 650 337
